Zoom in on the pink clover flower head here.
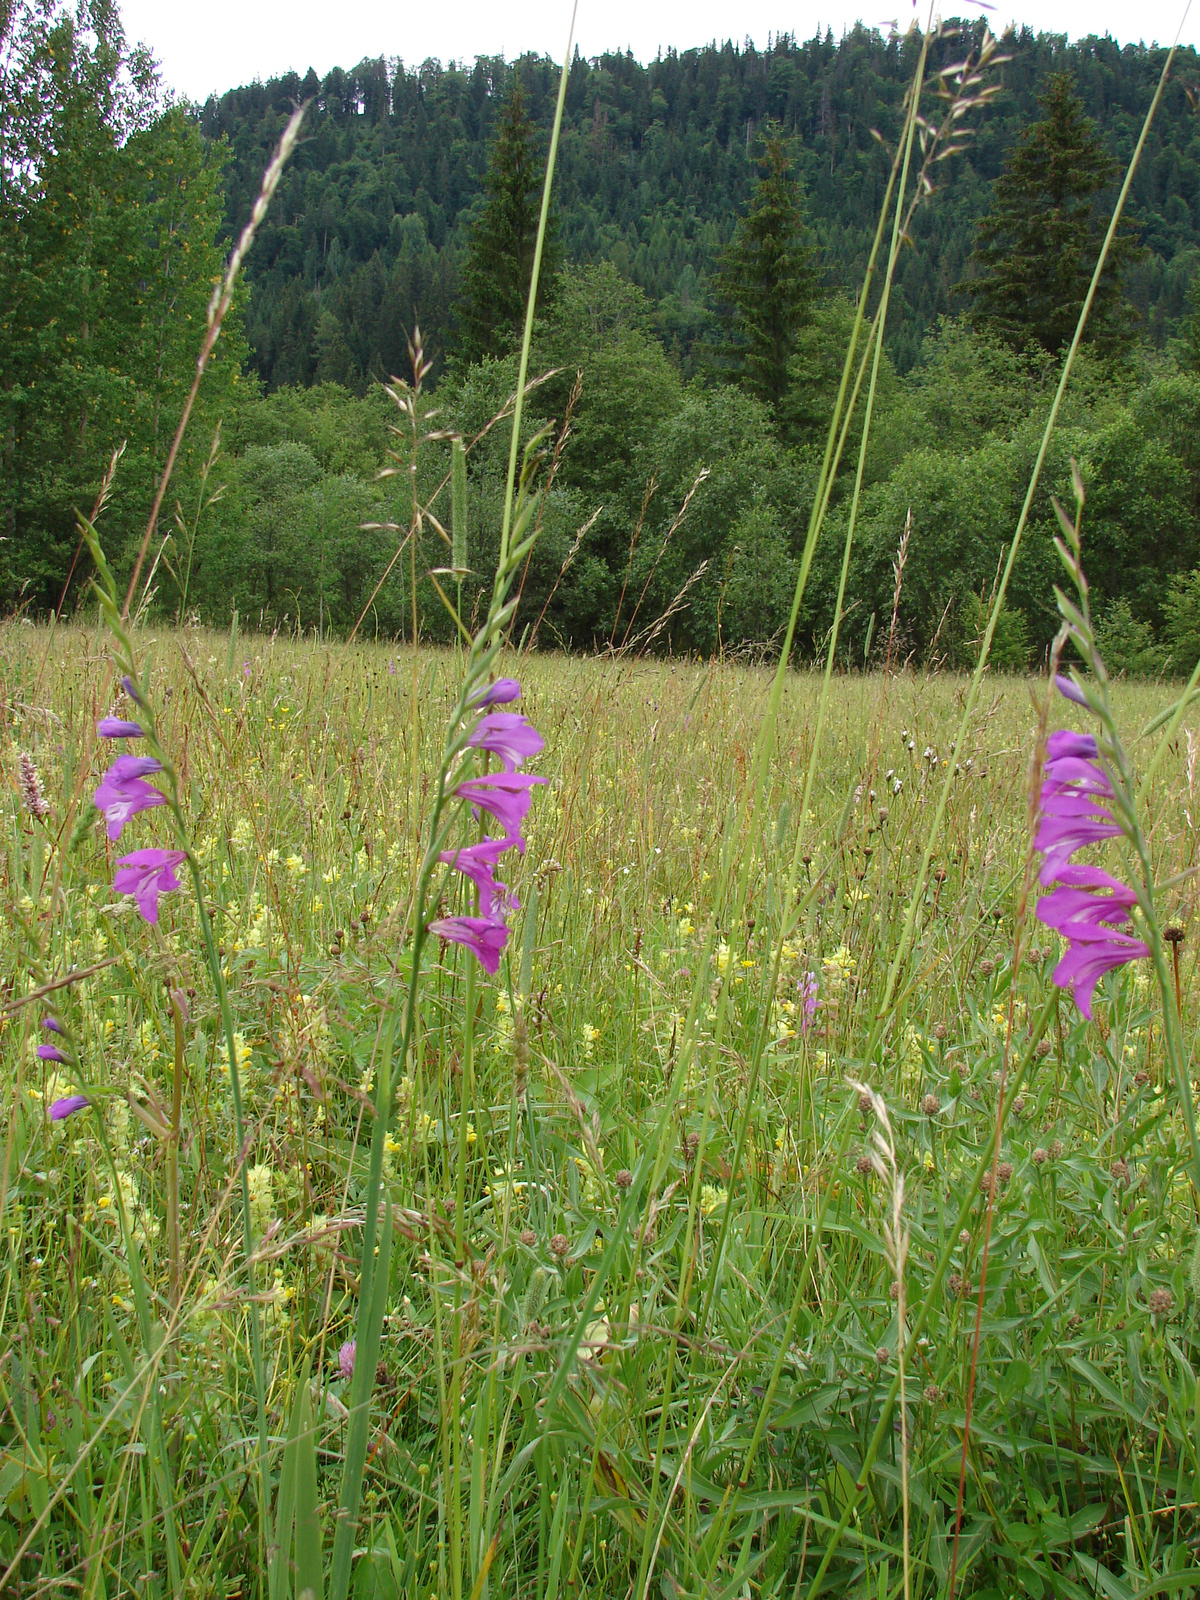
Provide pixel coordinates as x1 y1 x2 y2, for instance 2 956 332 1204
439 836 519 918
94 754 166 841
468 677 522 708
113 848 186 923
1055 673 1090 707
428 914 510 974
453 772 546 845
338 1339 355 1380
466 712 545 772
49 1094 89 1121
97 717 144 738
37 1043 68 1063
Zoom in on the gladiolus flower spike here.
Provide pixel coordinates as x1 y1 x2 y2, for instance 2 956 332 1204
430 678 544 973
1035 684 1148 1018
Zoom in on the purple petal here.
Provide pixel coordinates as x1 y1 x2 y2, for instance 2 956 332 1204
1046 730 1098 762
94 755 167 841
42 1017 64 1035
468 678 522 708
466 712 545 772
37 1043 68 1062
427 914 510 973
49 1094 89 1121
97 718 145 738
439 836 520 918
1051 928 1150 1018
113 848 186 924
453 773 547 844
121 676 144 705
1055 674 1090 706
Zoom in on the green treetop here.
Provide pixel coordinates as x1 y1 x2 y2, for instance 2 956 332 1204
453 78 560 365
714 127 818 414
965 72 1143 357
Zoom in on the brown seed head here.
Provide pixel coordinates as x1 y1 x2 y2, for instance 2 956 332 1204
615 1168 632 1190
1148 1287 1174 1316
922 1093 940 1117
933 1022 948 1041
875 1346 890 1365
923 1383 942 1406
1134 1070 1149 1087
1050 1138 1064 1160
1032 1147 1048 1166
549 1233 569 1259
858 1090 874 1115
978 958 995 978
1111 1158 1131 1186
855 1153 875 1177
519 1229 537 1248
1035 1039 1052 1058
1165 925 1186 945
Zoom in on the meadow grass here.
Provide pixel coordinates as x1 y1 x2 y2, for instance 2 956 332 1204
4 622 1200 1597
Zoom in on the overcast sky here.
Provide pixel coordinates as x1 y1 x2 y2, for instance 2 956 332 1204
119 0 1198 104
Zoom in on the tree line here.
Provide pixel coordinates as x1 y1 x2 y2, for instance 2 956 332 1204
5 1 1200 673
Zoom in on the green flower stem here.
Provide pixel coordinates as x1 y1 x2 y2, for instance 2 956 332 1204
803 992 1057 1598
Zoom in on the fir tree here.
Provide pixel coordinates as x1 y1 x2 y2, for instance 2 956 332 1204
965 74 1142 356
714 128 817 412
454 80 559 364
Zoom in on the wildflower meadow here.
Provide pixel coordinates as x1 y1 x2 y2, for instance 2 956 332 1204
5 12 1200 1600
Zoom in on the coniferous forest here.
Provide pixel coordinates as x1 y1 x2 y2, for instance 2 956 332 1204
8 3 1200 669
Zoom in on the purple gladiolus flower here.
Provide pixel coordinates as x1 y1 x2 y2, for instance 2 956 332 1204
49 1094 89 1121
94 754 166 841
97 717 144 738
338 1339 355 1380
468 677 522 708
1050 927 1150 1019
466 712 545 771
37 1043 68 1062
439 836 519 918
1055 673 1090 706
1036 722 1147 1016
42 1017 64 1035
121 676 143 705
428 914 510 974
453 772 546 844
800 972 819 1032
113 848 186 923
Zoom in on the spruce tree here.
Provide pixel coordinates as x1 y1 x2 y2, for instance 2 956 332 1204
714 128 817 413
966 74 1142 356
454 79 559 364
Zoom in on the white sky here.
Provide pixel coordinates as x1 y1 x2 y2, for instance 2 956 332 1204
120 0 1200 104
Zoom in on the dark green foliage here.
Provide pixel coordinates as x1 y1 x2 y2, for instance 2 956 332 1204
454 79 560 364
0 0 244 611
713 128 817 412
207 29 1200 390
966 74 1144 355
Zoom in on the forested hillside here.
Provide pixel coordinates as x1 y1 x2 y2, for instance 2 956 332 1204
205 26 1200 384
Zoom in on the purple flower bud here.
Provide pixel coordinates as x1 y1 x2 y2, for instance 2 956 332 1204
49 1094 89 1121
97 718 145 738
338 1339 356 1380
121 676 144 706
468 677 522 708
42 1017 64 1035
1055 673 1089 707
37 1043 68 1063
